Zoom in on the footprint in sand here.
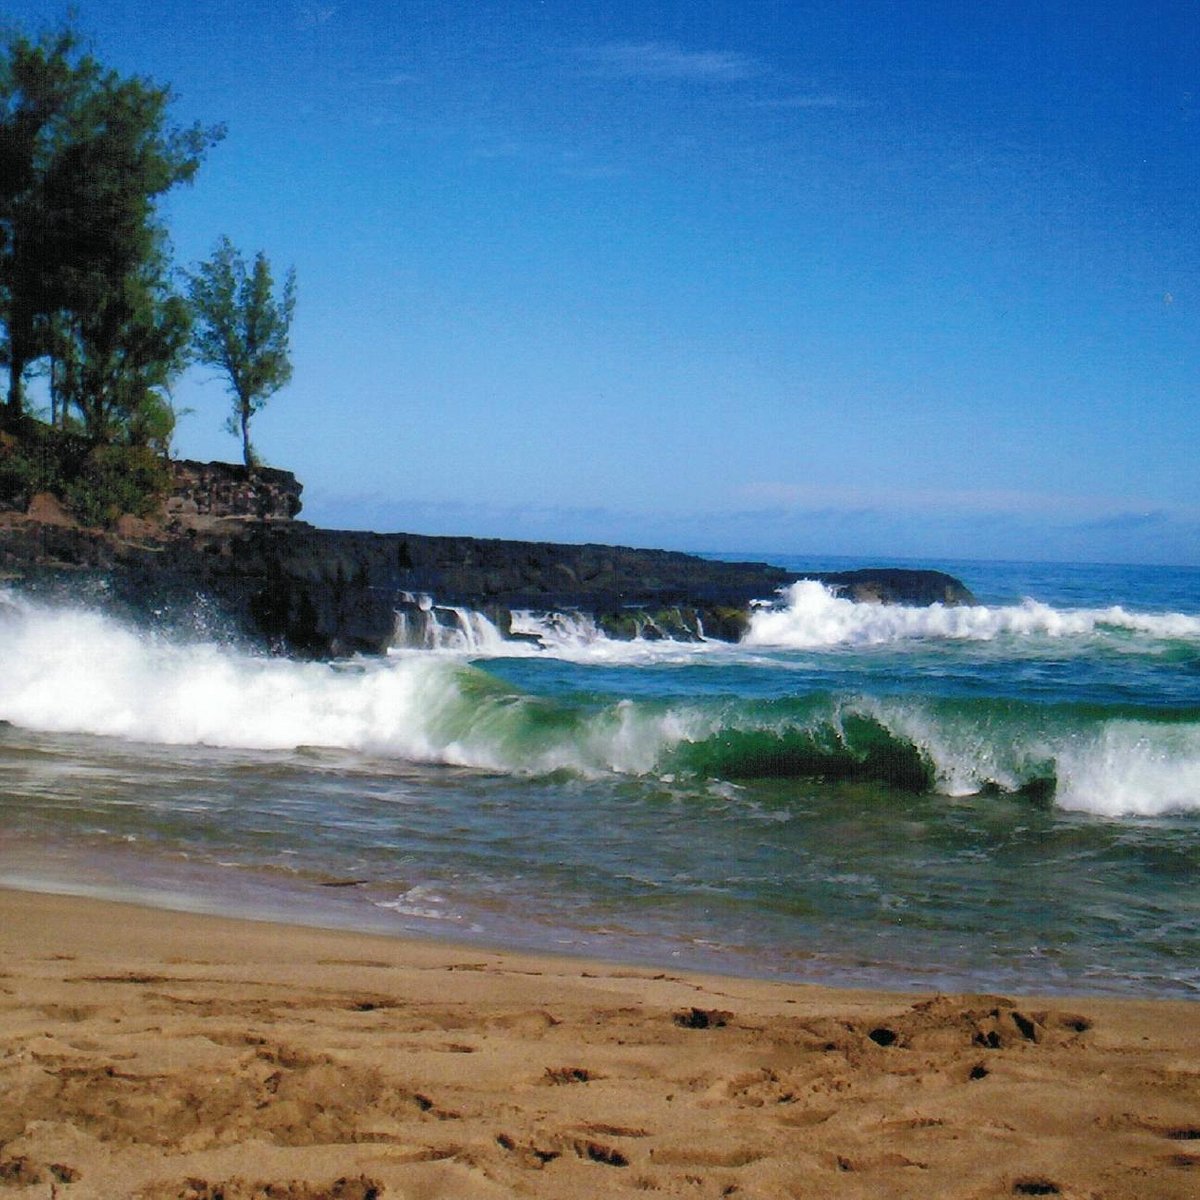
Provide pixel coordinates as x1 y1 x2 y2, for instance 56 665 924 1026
543 1065 597 1084
673 1007 733 1029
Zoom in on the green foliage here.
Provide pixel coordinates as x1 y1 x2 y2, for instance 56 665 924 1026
0 19 222 436
0 19 227 526
187 237 296 469
0 429 60 506
61 443 170 526
0 22 306 527
0 418 170 526
53 270 191 447
0 24 95 412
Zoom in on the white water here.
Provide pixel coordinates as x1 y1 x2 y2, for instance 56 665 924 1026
0 592 686 777
745 580 1200 649
3 589 1199 815
1054 723 1200 817
414 582 1200 666
861 695 1200 816
506 608 715 664
391 597 508 653
0 595 464 756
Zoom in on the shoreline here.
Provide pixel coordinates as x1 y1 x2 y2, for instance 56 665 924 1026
1 886 1197 1199
0 856 1014 1002
4 834 1191 1003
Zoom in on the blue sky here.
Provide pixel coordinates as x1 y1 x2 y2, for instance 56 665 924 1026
8 1 1199 563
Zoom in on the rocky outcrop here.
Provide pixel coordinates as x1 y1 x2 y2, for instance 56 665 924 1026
0 459 976 656
0 515 975 656
810 568 975 607
166 460 303 524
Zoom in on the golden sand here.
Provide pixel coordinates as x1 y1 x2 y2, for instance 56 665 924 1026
0 887 1197 1199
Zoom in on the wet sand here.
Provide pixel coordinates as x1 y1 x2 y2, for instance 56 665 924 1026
0 886 1197 1199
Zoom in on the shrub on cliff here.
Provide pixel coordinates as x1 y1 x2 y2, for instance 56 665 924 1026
0 421 70 509
61 444 170 527
0 420 169 526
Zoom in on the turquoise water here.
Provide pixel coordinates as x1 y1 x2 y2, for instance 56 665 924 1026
0 557 1197 996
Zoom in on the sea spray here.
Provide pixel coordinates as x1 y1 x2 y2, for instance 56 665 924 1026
1053 720 1200 817
472 582 1200 669
0 590 697 775
392 595 507 653
745 579 1200 648
505 609 718 664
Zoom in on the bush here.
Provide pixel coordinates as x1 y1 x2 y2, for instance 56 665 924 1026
0 425 65 509
62 444 170 526
0 419 169 527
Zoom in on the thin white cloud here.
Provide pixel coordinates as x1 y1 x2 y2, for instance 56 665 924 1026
735 481 1194 522
753 93 866 111
296 3 337 31
578 42 760 83
301 489 1200 565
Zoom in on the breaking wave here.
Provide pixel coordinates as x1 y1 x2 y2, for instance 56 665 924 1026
2 591 1198 817
745 580 1200 649
390 581 1200 668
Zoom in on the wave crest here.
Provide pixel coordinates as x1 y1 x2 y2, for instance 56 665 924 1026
745 580 1200 649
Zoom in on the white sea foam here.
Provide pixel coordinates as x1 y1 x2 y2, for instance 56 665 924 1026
508 608 605 649
3 590 1198 816
1053 723 1200 817
374 885 462 922
504 609 716 665
0 591 494 760
391 601 508 653
864 696 1200 816
0 591 696 777
745 580 1200 649
431 583 1200 662
388 606 711 664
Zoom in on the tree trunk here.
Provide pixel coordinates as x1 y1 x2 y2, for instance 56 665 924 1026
241 404 253 472
49 347 58 427
6 308 36 421
5 354 26 420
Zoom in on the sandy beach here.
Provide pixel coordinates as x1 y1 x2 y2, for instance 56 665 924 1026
0 888 1195 1199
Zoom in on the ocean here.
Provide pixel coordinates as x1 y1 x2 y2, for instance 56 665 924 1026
1 556 1197 998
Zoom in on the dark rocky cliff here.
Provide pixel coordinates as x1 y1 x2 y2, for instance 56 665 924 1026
165 459 303 523
0 460 975 656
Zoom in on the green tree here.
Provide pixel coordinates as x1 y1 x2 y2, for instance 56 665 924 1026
0 24 94 417
0 21 220 425
54 264 191 448
187 237 296 470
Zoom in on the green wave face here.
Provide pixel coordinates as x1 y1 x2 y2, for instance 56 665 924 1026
420 678 1200 816
663 710 935 790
